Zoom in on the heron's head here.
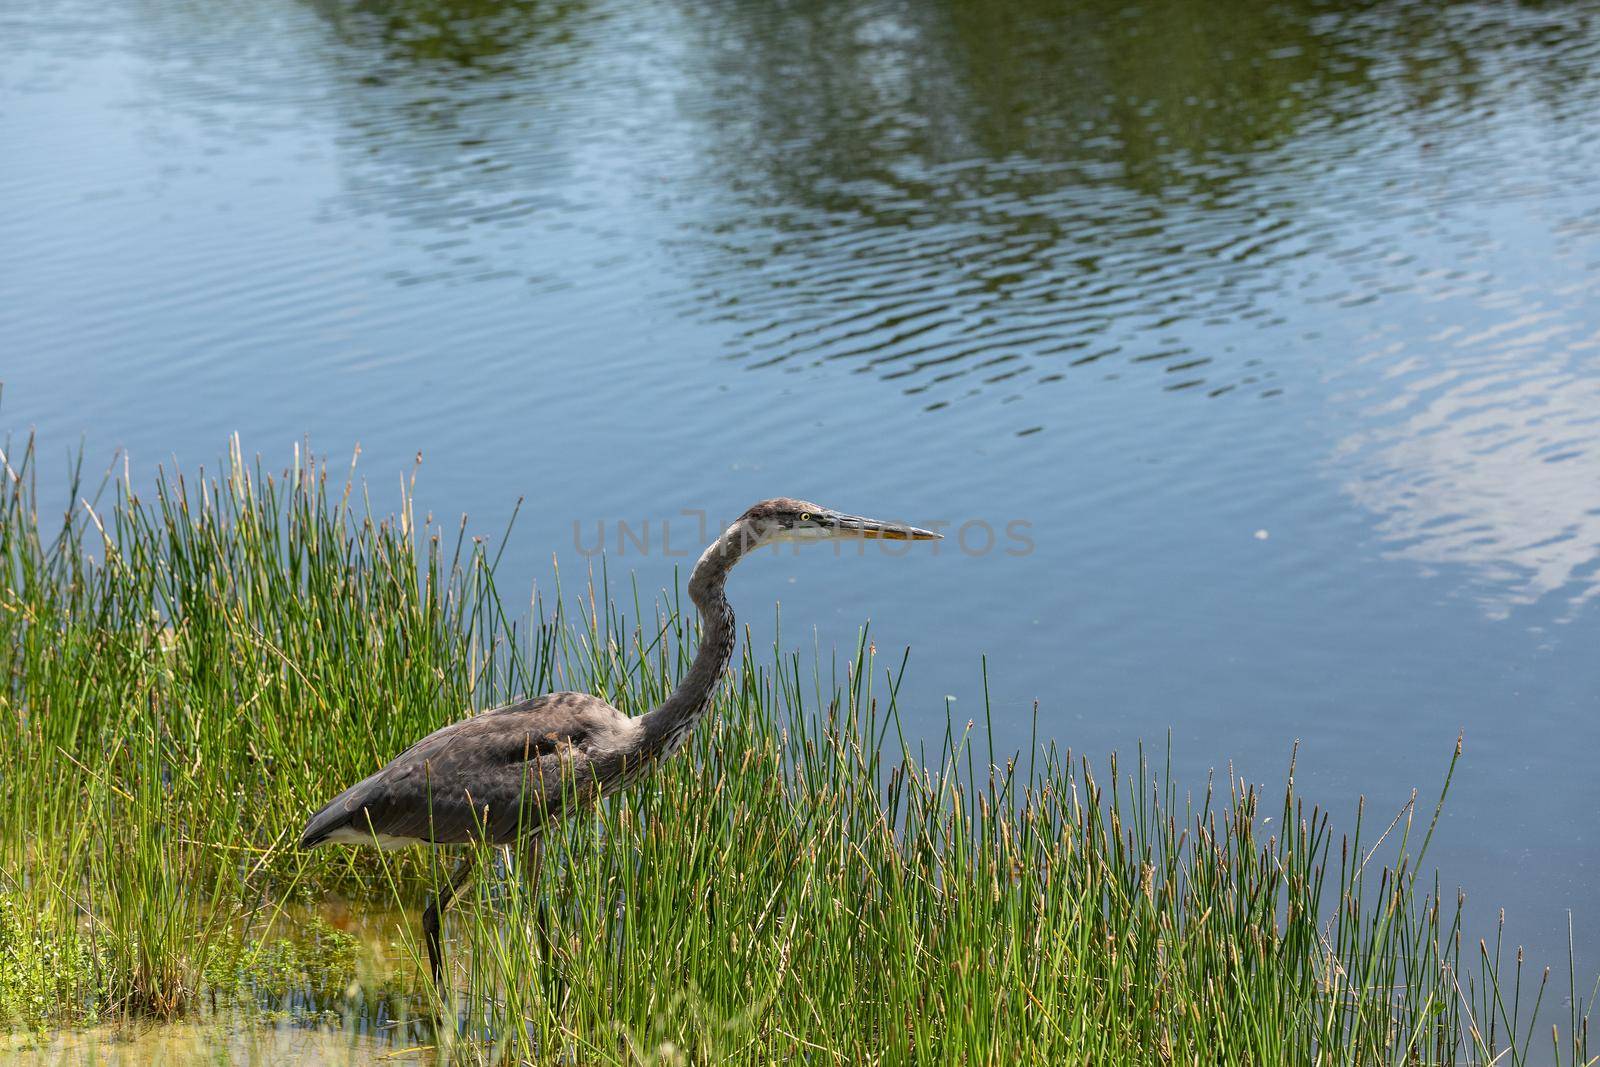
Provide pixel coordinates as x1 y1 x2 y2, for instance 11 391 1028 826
736 498 941 548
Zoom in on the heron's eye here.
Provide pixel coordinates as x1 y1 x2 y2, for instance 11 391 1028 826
799 512 811 522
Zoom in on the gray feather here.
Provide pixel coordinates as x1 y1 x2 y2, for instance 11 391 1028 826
298 691 644 847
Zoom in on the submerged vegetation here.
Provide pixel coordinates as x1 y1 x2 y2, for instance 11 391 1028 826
0 435 1593 1065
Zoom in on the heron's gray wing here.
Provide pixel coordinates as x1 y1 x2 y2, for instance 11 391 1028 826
299 692 629 847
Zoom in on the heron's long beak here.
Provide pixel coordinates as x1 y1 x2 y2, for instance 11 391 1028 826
832 514 942 540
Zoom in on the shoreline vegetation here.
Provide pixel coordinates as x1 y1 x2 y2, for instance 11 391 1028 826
0 435 1593 1065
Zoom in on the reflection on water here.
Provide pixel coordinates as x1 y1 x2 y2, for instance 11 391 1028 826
5 0 1594 423
4 0 1600 1045
1338 302 1600 619
1 904 446 1065
670 0 1372 405
3 1022 394 1066
670 0 1600 413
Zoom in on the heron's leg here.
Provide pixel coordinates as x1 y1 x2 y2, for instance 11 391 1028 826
522 836 554 959
523 834 542 889
422 853 478 989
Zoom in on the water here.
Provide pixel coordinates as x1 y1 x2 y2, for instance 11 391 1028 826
3 0 1599 1030
5 1022 389 1065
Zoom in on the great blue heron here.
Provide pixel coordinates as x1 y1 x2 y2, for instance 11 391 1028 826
298 498 939 985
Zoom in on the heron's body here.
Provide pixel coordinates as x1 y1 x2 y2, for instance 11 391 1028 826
298 498 936 984
299 692 643 848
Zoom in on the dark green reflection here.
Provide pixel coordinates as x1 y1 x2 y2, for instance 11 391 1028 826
309 0 591 73
664 0 1592 405
680 0 1379 201
119 0 1600 408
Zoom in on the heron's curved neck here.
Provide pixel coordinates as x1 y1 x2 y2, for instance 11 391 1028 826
636 521 751 759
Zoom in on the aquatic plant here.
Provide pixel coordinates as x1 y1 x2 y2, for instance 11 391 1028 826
0 434 1592 1064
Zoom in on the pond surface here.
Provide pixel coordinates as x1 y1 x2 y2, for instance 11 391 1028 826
3 0 1600 1014
5 1022 393 1066
1 904 457 1065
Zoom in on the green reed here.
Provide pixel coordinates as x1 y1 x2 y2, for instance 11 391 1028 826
0 435 1593 1064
